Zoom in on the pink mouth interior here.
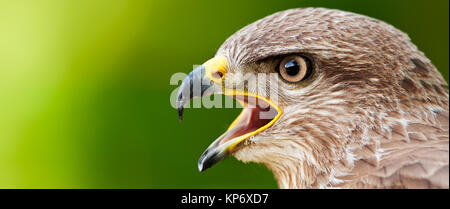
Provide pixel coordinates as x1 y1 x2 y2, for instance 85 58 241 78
218 95 278 145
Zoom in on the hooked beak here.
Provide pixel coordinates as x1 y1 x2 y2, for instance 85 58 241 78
177 56 282 172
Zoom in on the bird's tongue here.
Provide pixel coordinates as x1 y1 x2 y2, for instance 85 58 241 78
217 95 278 145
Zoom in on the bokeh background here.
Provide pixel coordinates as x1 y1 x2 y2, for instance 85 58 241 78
0 0 448 188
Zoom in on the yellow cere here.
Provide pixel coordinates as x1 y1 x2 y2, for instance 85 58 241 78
203 56 282 152
204 55 228 84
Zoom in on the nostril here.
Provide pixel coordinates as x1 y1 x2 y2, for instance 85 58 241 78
212 71 224 80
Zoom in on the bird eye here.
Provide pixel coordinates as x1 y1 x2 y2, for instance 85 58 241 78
277 55 312 82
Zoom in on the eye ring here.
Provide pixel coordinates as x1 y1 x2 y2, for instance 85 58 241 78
277 55 313 83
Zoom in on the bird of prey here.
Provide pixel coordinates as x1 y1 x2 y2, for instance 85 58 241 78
177 8 449 189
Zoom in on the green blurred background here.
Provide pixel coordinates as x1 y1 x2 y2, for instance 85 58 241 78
0 0 448 188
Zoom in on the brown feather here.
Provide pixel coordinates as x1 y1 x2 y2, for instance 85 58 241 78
215 8 449 188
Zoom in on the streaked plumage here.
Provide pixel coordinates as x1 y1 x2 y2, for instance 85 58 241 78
180 8 449 188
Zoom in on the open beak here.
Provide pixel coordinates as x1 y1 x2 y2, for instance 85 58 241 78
177 56 282 172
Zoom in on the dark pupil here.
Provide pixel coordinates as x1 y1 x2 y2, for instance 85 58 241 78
284 60 300 76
